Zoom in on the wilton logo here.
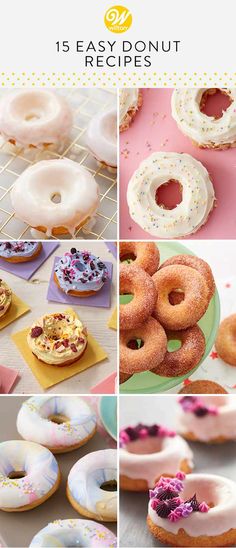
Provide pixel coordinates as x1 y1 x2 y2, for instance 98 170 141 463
104 5 132 33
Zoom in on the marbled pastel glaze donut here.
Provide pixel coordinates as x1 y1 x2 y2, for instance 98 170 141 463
172 88 236 149
54 248 108 296
0 440 60 512
10 159 99 237
16 396 96 453
120 264 157 330
119 89 142 131
86 107 117 170
0 279 12 319
29 519 117 547
67 449 117 522
0 241 42 263
119 241 160 275
27 311 88 366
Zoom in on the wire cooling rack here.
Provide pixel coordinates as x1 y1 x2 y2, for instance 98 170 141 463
0 88 117 240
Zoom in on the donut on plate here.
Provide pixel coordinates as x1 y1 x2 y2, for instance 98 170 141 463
120 264 157 330
119 424 193 491
29 519 117 547
16 396 96 453
54 248 108 296
27 311 88 366
0 241 42 263
0 279 12 319
0 440 60 512
179 380 228 394
160 254 215 304
119 89 142 131
119 241 160 275
86 107 117 172
215 314 236 365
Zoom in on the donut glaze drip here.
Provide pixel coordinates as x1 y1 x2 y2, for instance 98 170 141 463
55 249 108 294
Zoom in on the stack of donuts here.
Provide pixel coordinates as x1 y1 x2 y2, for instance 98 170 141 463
119 242 215 382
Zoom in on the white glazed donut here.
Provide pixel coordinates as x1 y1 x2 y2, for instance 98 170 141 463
0 440 60 511
0 279 12 319
10 158 99 237
119 89 142 131
0 89 73 148
16 396 97 453
29 519 117 547
86 107 117 170
127 152 215 238
172 88 236 149
67 449 117 522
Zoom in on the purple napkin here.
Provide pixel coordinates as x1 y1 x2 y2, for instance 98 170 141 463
0 242 60 280
105 242 117 260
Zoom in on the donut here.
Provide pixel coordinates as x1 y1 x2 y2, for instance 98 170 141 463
119 371 132 384
0 440 60 512
0 279 12 319
160 254 215 303
0 241 42 263
215 314 236 366
119 89 142 131
152 325 205 377
54 248 108 296
86 107 117 171
179 380 228 394
152 265 209 330
177 395 236 443
10 159 99 237
67 449 117 522
172 88 236 149
119 424 193 491
119 264 157 330
27 311 88 366
147 472 236 547
16 396 96 453
0 89 73 148
120 317 167 375
29 519 117 547
119 241 160 275
127 152 215 238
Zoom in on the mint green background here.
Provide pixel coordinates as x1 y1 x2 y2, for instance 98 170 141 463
99 396 117 440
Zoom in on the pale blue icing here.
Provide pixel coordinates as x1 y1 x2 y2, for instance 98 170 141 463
54 249 108 293
0 241 40 258
29 519 117 547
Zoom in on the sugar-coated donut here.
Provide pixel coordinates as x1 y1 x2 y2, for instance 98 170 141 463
147 472 236 547
16 396 96 453
152 325 205 377
127 152 215 238
120 264 157 330
0 279 12 319
215 314 236 366
119 89 142 131
10 159 99 237
119 241 160 275
120 316 167 375
29 519 117 547
67 449 117 522
119 424 193 491
0 241 42 263
54 248 108 296
27 311 88 366
152 265 209 330
0 89 73 148
86 107 117 170
160 254 215 303
179 380 228 394
172 88 236 149
0 440 60 512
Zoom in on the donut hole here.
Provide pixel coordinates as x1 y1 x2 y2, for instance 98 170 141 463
48 413 69 424
11 92 54 122
168 289 184 305
120 293 134 304
43 318 67 340
120 252 137 263
74 260 86 272
127 338 144 350
8 470 26 479
51 192 62 204
200 89 233 119
182 478 220 509
100 479 117 492
167 339 182 352
155 180 182 210
126 437 163 455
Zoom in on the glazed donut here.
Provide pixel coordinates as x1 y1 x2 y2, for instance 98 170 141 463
27 311 88 366
0 279 12 319
0 241 42 263
120 317 167 375
67 449 117 522
119 89 142 131
10 159 99 237
147 472 236 547
0 89 73 148
179 380 228 394
160 254 215 303
172 88 236 149
152 325 205 377
215 314 236 365
0 440 60 512
152 265 209 330
127 152 215 239
119 424 193 491
29 519 117 547
54 248 108 296
16 396 96 453
120 264 157 330
86 107 117 170
119 241 160 275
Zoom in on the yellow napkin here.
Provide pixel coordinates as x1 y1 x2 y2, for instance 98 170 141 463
108 307 117 330
0 293 30 331
12 308 108 389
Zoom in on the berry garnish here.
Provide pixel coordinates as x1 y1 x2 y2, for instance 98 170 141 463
70 344 77 353
31 326 43 338
186 493 200 511
70 248 77 254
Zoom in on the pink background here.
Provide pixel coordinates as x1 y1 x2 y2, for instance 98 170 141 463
120 88 236 240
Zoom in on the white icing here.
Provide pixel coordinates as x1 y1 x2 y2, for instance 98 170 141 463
10 158 99 237
29 519 117 547
127 152 215 238
148 473 236 537
17 396 96 449
178 396 236 441
119 89 139 126
172 88 236 147
86 107 117 167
